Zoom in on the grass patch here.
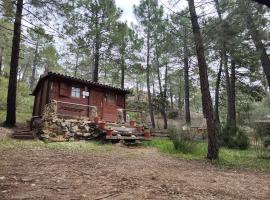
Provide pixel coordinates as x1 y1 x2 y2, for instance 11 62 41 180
0 110 32 124
0 138 112 153
144 139 270 171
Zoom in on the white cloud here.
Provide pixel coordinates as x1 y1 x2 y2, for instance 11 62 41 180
115 0 140 25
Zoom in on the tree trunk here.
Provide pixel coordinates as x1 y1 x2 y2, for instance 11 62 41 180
169 85 173 109
162 63 168 129
5 0 23 127
146 28 155 128
92 10 100 83
214 55 223 124
246 11 270 90
0 47 3 76
229 59 236 127
155 54 167 129
183 27 191 125
188 0 219 160
74 52 79 77
30 41 39 91
120 54 125 89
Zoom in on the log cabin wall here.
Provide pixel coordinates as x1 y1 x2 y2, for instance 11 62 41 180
32 72 128 122
50 79 126 122
51 80 89 118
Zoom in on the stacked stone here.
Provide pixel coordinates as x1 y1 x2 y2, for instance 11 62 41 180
39 101 100 141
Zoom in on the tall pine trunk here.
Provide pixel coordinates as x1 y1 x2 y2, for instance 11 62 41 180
163 63 168 129
229 59 236 127
156 54 167 129
246 12 270 90
5 0 23 127
146 28 155 128
214 55 222 124
92 11 100 83
74 52 79 77
120 54 125 89
188 0 219 159
183 27 191 125
0 47 3 76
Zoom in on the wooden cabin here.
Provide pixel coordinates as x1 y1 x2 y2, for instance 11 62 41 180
31 72 129 122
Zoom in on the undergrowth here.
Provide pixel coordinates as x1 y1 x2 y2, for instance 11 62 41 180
144 139 270 171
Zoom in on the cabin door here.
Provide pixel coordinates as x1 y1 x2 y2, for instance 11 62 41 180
91 90 104 119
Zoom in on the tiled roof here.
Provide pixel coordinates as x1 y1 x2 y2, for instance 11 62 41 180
32 71 130 95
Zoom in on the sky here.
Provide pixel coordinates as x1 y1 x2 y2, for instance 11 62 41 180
115 0 141 25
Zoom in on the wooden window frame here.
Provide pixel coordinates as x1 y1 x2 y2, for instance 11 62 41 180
71 86 81 98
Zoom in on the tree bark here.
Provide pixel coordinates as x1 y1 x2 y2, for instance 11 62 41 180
30 41 39 91
0 47 3 76
214 55 222 124
183 27 191 125
229 59 236 127
246 11 270 90
146 28 155 128
74 52 79 77
120 54 125 89
188 0 219 160
92 9 100 83
162 63 168 129
5 0 23 127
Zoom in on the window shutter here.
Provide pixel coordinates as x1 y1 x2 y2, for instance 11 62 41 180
116 95 124 106
59 82 69 96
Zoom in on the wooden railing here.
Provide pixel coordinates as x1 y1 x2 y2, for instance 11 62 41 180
54 100 97 120
120 109 146 123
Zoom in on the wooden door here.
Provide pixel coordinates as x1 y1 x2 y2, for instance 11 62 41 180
91 90 104 119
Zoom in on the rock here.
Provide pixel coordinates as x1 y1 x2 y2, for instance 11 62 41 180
21 177 33 182
70 125 78 133
83 133 90 137
76 132 83 136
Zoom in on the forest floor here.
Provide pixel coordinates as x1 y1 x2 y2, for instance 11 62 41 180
0 127 270 200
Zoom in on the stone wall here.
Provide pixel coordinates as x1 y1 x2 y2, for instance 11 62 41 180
36 101 101 141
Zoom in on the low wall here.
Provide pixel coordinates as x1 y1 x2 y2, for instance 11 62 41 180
35 101 101 141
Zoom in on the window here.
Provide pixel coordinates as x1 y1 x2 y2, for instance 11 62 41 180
106 93 115 104
71 87 80 98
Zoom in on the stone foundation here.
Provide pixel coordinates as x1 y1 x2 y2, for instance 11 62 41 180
35 101 101 141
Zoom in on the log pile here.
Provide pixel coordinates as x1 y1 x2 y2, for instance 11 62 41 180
36 101 101 141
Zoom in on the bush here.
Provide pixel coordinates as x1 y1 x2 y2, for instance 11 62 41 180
219 124 249 150
236 129 250 150
264 136 270 148
167 111 178 119
169 127 197 154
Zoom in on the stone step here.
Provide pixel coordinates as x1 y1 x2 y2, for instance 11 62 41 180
12 130 35 140
12 135 35 139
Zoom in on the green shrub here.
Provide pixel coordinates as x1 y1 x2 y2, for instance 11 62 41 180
263 136 270 148
169 127 197 154
167 111 178 119
219 124 249 150
236 129 250 150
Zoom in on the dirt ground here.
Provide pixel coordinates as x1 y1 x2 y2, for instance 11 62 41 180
0 130 270 199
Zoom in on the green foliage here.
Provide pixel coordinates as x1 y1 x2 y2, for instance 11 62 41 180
0 77 33 123
167 110 178 119
144 139 270 171
263 136 270 148
249 95 270 158
219 124 250 150
169 127 197 154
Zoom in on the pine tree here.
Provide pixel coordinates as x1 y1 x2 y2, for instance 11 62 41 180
188 0 219 159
